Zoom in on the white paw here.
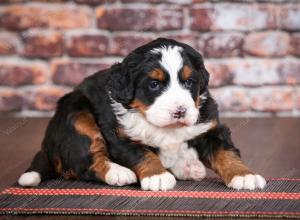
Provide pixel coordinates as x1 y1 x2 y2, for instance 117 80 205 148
141 172 176 191
183 160 206 180
228 174 266 190
18 171 41 186
105 163 137 186
170 159 206 181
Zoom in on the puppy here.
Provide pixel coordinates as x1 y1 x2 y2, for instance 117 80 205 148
18 38 266 191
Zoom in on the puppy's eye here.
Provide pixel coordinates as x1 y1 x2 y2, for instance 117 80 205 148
184 78 193 88
149 80 160 91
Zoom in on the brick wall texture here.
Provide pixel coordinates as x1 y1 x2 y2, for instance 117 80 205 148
0 0 300 117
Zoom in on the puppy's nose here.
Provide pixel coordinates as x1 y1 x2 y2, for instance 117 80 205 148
173 106 187 119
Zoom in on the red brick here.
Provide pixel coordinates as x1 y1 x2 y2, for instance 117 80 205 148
297 88 300 110
244 32 290 57
22 31 63 58
211 87 251 112
231 59 280 86
290 33 300 56
67 33 109 57
256 0 294 1
277 59 300 85
51 59 112 86
122 0 192 3
279 4 300 31
251 87 293 112
191 4 276 31
96 7 183 31
30 0 68 2
156 7 183 31
75 0 116 5
190 7 213 31
96 7 155 31
198 33 244 58
27 87 69 111
205 61 233 87
0 5 92 30
110 35 153 56
257 4 278 29
0 0 24 3
0 63 47 86
0 90 23 112
0 32 19 55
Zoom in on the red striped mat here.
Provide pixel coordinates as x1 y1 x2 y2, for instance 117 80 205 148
0 178 299 218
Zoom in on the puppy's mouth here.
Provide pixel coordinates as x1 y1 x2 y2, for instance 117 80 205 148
164 121 188 128
143 113 190 128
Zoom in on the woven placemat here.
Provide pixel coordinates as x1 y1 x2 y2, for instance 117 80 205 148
0 178 299 218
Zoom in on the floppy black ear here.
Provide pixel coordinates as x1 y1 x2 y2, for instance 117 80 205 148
183 44 210 90
107 53 141 105
106 63 133 105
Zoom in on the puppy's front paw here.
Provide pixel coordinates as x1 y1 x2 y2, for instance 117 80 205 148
228 174 266 190
105 163 137 186
171 159 206 181
183 160 206 181
141 172 176 191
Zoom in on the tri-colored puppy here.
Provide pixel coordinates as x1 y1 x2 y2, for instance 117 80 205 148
18 38 266 191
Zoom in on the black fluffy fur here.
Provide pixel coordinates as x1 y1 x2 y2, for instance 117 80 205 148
24 38 239 183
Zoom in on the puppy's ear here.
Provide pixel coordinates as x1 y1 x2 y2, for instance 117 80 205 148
107 53 141 105
107 63 133 105
183 45 209 90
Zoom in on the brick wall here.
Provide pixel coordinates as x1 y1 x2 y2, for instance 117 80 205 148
0 0 299 117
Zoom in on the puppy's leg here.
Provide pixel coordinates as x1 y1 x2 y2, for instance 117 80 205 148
106 131 176 191
73 112 137 186
132 151 176 191
18 150 55 187
211 149 266 190
192 124 266 190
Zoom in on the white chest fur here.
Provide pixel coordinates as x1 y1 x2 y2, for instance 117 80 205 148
111 101 215 168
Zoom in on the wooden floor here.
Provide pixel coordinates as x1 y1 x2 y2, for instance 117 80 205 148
0 117 299 220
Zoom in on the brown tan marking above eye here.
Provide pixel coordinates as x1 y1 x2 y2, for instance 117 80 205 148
149 68 165 82
182 65 192 81
129 99 149 113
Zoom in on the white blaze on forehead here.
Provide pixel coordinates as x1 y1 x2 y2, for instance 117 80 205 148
151 46 184 81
